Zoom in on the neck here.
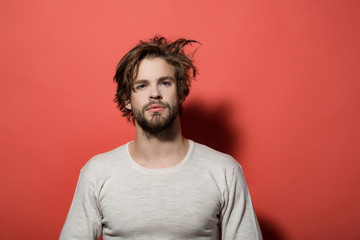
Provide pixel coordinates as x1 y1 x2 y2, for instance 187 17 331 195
129 116 189 169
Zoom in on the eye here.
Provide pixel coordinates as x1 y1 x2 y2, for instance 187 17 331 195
135 84 146 90
161 81 171 86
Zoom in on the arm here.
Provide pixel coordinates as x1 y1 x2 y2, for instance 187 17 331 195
60 170 102 240
219 166 262 240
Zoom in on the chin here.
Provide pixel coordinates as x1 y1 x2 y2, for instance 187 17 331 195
149 114 167 124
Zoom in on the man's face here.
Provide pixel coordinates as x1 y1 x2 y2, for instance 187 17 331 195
126 57 179 136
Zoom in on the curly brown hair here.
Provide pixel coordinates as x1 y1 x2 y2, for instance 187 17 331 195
113 36 200 122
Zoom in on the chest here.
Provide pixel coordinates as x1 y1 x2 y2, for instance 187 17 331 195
98 172 221 238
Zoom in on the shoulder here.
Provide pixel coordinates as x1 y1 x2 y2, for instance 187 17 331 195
189 141 248 195
191 141 241 171
80 142 130 180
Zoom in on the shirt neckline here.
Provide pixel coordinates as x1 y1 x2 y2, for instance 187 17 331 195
125 139 194 175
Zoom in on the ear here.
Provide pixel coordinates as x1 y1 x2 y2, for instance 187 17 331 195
125 100 132 110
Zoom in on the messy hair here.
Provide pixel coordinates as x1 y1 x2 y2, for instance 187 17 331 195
113 36 200 122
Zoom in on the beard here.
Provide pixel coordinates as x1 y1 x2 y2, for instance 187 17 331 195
133 101 179 138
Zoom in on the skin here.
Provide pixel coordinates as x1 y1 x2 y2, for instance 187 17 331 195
125 57 189 169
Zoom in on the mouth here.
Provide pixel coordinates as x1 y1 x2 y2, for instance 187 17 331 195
147 104 166 113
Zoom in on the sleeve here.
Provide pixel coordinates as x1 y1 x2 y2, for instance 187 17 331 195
60 170 102 240
219 166 263 240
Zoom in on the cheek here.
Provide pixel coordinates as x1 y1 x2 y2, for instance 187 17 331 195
168 86 178 98
130 93 150 110
130 92 143 104
164 90 178 102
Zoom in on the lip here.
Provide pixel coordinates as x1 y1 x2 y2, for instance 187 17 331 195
147 104 166 112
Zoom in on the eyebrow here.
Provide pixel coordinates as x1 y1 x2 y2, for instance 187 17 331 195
133 79 148 85
158 76 175 82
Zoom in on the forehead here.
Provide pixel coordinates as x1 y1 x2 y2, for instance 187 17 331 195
135 57 175 80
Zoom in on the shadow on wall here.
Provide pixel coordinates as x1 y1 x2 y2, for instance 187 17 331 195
181 100 240 156
257 216 286 240
181 100 286 240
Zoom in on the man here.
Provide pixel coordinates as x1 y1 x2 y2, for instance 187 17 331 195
60 36 262 239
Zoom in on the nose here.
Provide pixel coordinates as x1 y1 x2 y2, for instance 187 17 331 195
150 95 163 100
149 86 163 101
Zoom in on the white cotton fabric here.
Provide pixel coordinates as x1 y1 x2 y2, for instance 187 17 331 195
60 140 262 240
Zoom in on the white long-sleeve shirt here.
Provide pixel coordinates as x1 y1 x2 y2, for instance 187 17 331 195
60 140 262 240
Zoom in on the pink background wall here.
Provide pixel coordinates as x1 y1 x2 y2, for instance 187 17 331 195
1 0 359 239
